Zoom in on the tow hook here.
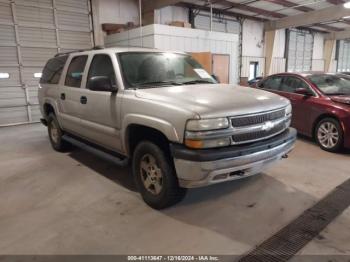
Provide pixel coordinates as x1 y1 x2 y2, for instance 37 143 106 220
282 154 288 159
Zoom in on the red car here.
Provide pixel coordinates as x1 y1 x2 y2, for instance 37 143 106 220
255 72 350 152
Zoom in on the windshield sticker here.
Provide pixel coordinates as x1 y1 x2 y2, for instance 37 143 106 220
194 69 211 79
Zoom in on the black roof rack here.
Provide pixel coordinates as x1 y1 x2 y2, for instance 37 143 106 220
54 46 105 57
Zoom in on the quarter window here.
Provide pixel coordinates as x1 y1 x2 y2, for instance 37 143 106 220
65 55 88 88
40 55 68 84
87 54 116 90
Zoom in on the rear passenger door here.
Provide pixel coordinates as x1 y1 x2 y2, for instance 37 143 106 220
78 54 123 152
58 55 88 133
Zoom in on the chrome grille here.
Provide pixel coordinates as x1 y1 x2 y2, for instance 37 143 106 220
232 121 286 143
231 108 286 127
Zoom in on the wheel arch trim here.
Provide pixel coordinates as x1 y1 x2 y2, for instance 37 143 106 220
122 114 180 155
313 114 344 137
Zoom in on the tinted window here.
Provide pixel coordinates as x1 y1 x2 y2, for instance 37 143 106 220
280 76 309 93
87 54 116 90
307 74 350 95
40 55 68 84
65 56 88 88
261 76 283 90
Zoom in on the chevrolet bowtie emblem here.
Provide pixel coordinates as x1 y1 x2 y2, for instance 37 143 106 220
262 121 275 131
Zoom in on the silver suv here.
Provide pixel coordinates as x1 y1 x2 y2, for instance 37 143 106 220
38 47 297 209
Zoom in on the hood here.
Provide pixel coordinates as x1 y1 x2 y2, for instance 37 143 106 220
330 95 350 106
135 84 289 118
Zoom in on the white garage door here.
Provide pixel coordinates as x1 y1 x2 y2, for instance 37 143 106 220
194 13 240 34
286 29 313 72
337 40 350 72
0 0 93 126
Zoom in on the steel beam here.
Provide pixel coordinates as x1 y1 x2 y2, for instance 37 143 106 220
326 0 345 4
325 28 350 39
176 2 268 22
195 0 341 31
265 4 350 30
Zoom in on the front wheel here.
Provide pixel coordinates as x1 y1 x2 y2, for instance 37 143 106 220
47 113 71 152
132 141 187 209
315 118 343 152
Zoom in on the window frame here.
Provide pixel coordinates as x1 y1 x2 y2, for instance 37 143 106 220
259 75 283 91
86 54 117 91
116 51 212 89
40 55 68 85
278 75 317 97
64 55 88 88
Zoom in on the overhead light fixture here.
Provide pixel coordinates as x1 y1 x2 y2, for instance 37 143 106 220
344 1 350 8
0 73 9 79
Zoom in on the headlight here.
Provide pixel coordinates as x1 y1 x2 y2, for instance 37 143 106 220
186 118 229 131
285 103 292 127
185 118 231 149
285 103 292 116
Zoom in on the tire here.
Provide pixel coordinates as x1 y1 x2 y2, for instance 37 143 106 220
132 141 187 209
315 117 343 152
47 113 71 152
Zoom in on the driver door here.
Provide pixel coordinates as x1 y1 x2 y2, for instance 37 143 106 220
78 54 123 152
274 76 315 134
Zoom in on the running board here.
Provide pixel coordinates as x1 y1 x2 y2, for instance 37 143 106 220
62 135 129 167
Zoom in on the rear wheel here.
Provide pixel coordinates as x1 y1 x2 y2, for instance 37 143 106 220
132 141 186 209
315 118 343 152
47 113 71 152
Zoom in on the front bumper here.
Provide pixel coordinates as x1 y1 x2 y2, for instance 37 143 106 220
171 128 297 188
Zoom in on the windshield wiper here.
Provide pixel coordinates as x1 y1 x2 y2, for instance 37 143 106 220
181 79 215 85
136 80 182 87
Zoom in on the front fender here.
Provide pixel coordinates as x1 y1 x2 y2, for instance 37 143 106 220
121 114 181 154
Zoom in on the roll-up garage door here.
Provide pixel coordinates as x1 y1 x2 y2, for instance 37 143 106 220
0 0 93 126
194 13 240 34
286 29 313 72
337 40 350 72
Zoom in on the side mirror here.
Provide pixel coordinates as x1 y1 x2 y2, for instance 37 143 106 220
88 76 116 92
295 88 312 96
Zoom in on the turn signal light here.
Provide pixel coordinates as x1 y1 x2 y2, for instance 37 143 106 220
184 139 204 149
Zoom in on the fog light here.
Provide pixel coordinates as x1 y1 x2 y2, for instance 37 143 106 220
213 173 228 181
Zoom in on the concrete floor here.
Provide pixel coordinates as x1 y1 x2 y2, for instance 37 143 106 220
0 123 350 255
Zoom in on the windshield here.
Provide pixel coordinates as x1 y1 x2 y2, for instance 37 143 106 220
118 52 216 88
307 74 350 95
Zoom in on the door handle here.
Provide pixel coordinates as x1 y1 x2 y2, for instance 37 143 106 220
60 93 65 100
80 96 87 104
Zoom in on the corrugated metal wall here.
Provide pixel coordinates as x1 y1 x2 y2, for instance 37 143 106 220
0 0 93 126
337 40 350 72
271 57 287 75
286 29 313 72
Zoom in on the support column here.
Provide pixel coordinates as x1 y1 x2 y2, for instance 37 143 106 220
264 30 276 76
324 39 336 73
90 0 104 46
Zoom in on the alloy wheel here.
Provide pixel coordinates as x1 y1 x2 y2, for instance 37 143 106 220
140 154 163 195
317 122 339 149
49 121 59 144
